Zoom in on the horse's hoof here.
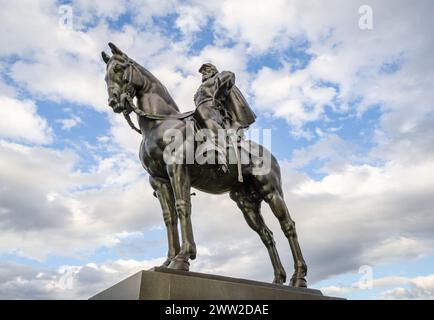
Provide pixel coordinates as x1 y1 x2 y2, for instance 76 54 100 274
167 257 190 271
272 277 285 285
272 272 286 285
160 258 172 268
290 276 307 288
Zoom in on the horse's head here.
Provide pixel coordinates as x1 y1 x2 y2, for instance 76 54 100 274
101 43 144 114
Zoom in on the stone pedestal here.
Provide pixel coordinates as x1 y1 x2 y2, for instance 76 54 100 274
90 267 339 300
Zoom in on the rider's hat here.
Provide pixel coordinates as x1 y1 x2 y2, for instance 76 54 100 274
198 63 218 74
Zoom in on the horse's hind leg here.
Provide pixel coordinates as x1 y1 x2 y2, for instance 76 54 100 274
230 190 286 284
149 176 180 267
264 190 307 287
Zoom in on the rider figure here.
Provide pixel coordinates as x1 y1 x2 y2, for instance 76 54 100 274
194 63 235 172
194 63 257 173
194 63 232 172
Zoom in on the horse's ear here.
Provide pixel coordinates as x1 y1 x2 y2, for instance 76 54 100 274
101 51 110 64
108 42 123 56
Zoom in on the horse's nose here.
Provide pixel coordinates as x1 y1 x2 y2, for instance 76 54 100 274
109 98 117 107
111 90 119 100
109 94 120 108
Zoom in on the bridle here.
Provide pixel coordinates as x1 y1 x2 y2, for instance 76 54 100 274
116 59 194 135
119 60 144 134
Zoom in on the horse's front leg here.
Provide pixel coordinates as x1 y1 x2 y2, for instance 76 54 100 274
149 176 180 267
166 163 196 271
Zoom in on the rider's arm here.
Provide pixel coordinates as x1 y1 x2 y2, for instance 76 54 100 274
214 71 235 103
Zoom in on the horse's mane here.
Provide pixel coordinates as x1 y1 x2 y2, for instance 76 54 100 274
131 58 180 112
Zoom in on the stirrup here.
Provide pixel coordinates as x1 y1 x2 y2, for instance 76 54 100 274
218 163 228 173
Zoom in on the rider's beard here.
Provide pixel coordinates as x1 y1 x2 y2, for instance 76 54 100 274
202 71 217 82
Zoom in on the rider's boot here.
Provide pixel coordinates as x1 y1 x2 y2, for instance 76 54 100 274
213 136 228 173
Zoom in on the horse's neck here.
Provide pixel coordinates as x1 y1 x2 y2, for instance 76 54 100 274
136 95 176 135
136 90 179 116
135 65 181 133
135 64 180 116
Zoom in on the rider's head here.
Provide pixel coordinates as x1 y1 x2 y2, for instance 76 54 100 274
199 63 218 82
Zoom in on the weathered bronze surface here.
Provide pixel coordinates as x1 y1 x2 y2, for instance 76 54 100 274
102 43 308 287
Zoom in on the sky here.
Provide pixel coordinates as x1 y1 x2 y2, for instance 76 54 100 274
0 0 433 299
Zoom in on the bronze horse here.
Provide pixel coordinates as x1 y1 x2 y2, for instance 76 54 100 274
101 43 307 287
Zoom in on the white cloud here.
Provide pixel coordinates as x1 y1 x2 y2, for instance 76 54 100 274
0 96 52 144
287 133 358 172
11 56 107 111
292 158 434 198
320 285 359 297
251 65 338 135
2 0 432 134
57 115 82 130
108 113 143 154
72 0 128 21
0 139 162 260
0 0 105 110
217 0 299 53
128 0 178 27
322 274 434 299
0 1 169 112
244 0 434 143
0 74 16 98
0 0 58 57
280 155 434 283
380 274 434 299
176 5 208 35
0 257 165 299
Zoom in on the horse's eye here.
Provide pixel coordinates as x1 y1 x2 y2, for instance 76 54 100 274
113 65 123 73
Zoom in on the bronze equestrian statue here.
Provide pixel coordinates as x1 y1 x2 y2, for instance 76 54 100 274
101 43 308 287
